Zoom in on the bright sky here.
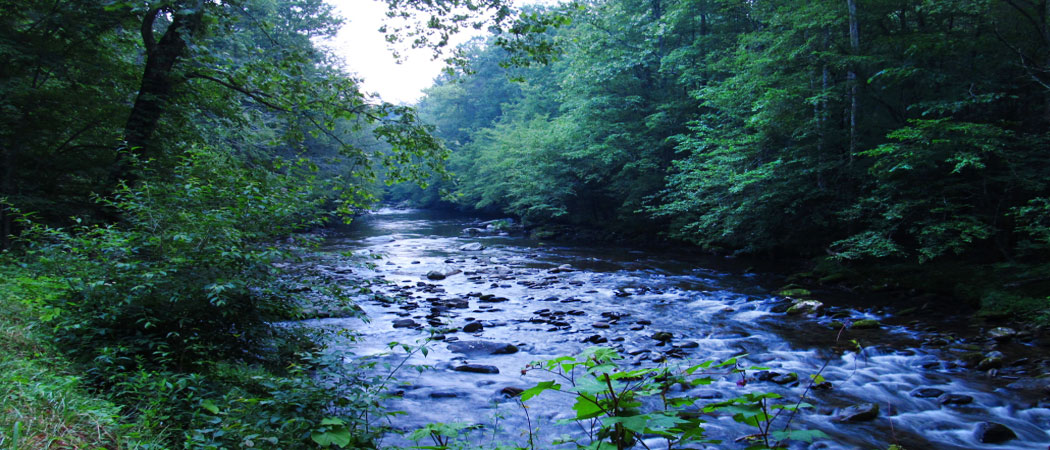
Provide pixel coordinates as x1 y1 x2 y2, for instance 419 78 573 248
324 0 491 105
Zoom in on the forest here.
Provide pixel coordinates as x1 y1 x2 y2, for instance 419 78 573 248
0 0 1048 448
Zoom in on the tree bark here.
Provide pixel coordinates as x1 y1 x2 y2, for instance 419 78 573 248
846 0 859 162
116 3 206 182
1 144 12 249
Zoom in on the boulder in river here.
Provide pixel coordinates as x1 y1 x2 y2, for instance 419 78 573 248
426 271 447 280
772 373 798 384
786 300 824 315
447 340 518 356
833 403 879 422
462 322 484 333
910 388 945 398
651 331 673 342
987 327 1017 342
392 319 418 328
851 319 881 329
977 351 1005 370
498 387 525 398
777 288 812 298
454 364 500 374
459 242 485 251
937 393 974 405
973 422 1017 444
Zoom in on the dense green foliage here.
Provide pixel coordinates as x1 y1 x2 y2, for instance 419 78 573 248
406 0 1050 316
0 0 535 447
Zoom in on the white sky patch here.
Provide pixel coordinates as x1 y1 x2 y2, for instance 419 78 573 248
324 0 560 105
324 0 488 105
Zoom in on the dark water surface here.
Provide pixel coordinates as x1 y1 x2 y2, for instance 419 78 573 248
300 208 1049 449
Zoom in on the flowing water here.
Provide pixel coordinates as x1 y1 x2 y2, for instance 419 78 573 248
299 208 1050 449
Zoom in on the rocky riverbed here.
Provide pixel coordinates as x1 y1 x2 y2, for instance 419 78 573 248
294 208 1050 449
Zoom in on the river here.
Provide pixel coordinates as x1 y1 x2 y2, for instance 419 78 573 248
299 208 1049 449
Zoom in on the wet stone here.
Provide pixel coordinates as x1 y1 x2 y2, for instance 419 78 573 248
974 422 1017 444
499 387 525 398
592 322 611 329
651 332 673 342
851 319 881 329
393 319 418 328
937 393 974 405
987 327 1017 342
462 322 484 333
454 364 499 374
582 334 608 344
910 388 945 398
447 341 519 356
834 403 879 422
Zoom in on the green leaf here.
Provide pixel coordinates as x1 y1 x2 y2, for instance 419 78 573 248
311 427 352 448
520 380 561 401
572 395 604 420
200 399 219 414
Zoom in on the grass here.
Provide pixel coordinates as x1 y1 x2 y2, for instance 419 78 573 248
0 265 160 450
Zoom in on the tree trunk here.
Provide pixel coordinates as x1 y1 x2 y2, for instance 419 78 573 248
846 0 859 162
116 3 205 183
1044 0 1050 123
1 145 12 249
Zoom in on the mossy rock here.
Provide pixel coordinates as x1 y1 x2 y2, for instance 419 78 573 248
818 272 848 284
829 321 845 330
896 307 918 316
530 228 558 240
785 272 814 283
786 300 823 316
777 288 812 298
851 319 881 329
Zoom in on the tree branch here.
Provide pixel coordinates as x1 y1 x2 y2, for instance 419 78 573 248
142 6 162 53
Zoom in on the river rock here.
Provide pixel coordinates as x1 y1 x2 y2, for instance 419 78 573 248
772 373 798 384
910 388 945 398
974 422 1017 444
447 340 518 356
651 331 673 342
987 327 1018 342
977 351 1005 370
834 403 879 422
392 319 418 328
786 300 824 316
777 288 812 298
582 334 608 344
459 242 485 251
426 271 447 280
1006 378 1050 393
462 322 484 333
937 393 974 405
852 319 881 329
499 387 525 398
592 321 611 329
454 364 499 374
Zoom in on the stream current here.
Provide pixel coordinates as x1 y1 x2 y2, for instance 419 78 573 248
300 208 1050 449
